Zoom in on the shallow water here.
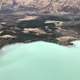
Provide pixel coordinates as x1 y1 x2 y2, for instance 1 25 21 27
0 41 80 80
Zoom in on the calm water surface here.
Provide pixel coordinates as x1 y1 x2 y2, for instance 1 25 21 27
0 41 80 80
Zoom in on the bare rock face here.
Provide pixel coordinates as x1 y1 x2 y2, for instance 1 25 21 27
56 36 77 45
59 0 80 14
0 0 50 10
1 0 80 14
22 28 47 35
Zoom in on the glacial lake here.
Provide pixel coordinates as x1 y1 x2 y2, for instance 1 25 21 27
0 41 80 80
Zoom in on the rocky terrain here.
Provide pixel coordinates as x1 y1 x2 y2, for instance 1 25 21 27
0 0 80 14
0 14 80 48
0 0 80 48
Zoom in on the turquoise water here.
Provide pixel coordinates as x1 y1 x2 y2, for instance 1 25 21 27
0 41 80 80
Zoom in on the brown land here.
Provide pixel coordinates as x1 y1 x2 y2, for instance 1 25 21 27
0 0 80 47
0 14 80 48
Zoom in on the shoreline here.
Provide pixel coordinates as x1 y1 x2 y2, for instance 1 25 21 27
0 14 80 48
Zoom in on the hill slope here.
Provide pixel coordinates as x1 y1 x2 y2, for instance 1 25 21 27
0 0 80 14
